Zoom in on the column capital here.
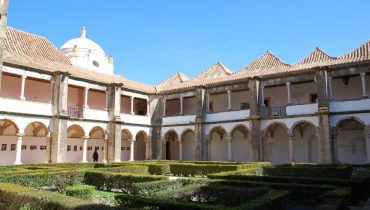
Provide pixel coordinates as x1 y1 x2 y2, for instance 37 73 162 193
361 72 366 77
287 129 294 137
83 136 90 140
177 138 183 143
16 133 25 138
84 87 89 90
129 138 136 143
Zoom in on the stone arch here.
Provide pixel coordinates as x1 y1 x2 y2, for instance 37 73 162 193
21 121 49 164
180 128 196 161
0 119 19 164
230 124 250 162
292 121 318 163
87 126 105 162
264 122 289 164
164 130 179 160
209 126 228 161
121 129 133 161
336 116 366 164
66 124 85 162
135 130 148 160
0 119 19 135
67 125 85 138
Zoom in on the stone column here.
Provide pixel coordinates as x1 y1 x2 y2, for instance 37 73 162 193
361 73 368 98
179 96 183 115
327 77 333 99
83 87 89 109
81 136 89 162
260 85 265 106
129 139 135 161
45 134 52 163
286 82 291 105
227 89 232 110
145 139 151 160
158 138 165 159
0 0 9 91
146 99 150 116
331 128 339 163
178 139 183 161
19 75 27 100
49 80 55 103
163 98 166 117
207 137 212 160
130 96 134 115
227 136 232 161
287 129 294 162
107 84 122 163
248 80 261 161
105 90 109 111
365 132 370 163
206 93 210 112
14 132 24 164
103 136 108 163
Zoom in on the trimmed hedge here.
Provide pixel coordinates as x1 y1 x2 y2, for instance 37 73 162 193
263 165 353 179
96 165 149 174
0 170 85 188
0 182 108 210
66 185 95 200
83 171 167 192
148 164 171 175
130 178 203 195
116 189 289 210
208 168 262 178
170 163 241 177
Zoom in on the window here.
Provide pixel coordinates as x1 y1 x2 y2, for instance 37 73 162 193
264 98 270 107
209 101 213 112
310 94 318 103
92 60 99 68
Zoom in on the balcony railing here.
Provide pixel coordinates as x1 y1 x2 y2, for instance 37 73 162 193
260 105 286 117
68 107 83 118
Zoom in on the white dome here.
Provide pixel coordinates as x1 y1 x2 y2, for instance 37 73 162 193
60 27 114 74
61 37 105 55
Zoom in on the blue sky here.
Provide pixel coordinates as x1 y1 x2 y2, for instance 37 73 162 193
7 0 370 85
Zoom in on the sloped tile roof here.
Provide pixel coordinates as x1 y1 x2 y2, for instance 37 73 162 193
297 47 336 65
192 62 232 80
337 40 370 63
3 27 155 93
155 71 189 91
239 51 289 73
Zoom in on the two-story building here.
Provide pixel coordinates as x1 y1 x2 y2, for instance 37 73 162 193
0 25 369 165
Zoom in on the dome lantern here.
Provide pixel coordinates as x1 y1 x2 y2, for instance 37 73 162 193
81 26 86 38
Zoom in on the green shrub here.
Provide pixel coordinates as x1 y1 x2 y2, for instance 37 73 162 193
263 165 353 179
208 168 262 178
97 165 149 174
0 182 108 210
170 163 241 177
54 170 80 193
148 164 171 175
84 171 167 192
66 185 95 200
0 170 85 188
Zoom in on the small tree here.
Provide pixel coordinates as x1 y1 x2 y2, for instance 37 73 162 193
53 170 78 193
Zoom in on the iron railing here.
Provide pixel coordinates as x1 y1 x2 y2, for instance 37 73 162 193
68 107 83 118
260 105 286 117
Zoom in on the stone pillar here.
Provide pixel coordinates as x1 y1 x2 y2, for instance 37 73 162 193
327 77 333 99
105 90 109 111
145 139 151 160
103 136 108 163
227 135 232 161
45 134 52 163
130 96 134 115
287 129 294 162
158 138 165 159
107 84 122 162
129 139 135 161
260 85 265 106
195 87 206 160
207 137 211 160
206 93 210 112
19 75 27 100
248 80 261 161
179 96 183 115
81 136 89 162
365 132 370 163
163 98 166 117
83 87 89 108
178 139 183 161
51 72 69 163
227 89 232 110
286 82 291 105
316 69 332 163
146 99 150 116
0 0 9 91
14 132 24 164
331 128 339 163
361 73 368 98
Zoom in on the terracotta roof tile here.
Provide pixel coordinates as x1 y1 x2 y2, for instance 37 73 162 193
239 51 289 73
337 40 370 62
297 47 336 65
155 71 189 91
192 62 232 80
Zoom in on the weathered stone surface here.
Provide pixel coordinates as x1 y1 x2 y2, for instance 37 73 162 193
0 0 9 90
